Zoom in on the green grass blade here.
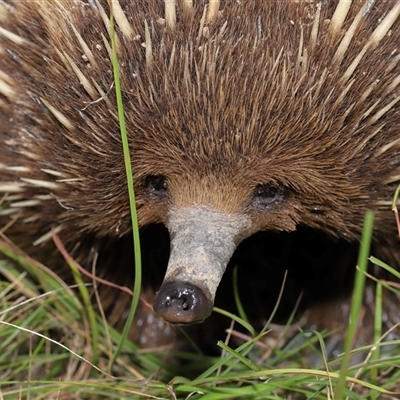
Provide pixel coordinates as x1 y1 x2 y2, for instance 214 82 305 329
109 6 142 367
232 266 249 324
334 210 374 400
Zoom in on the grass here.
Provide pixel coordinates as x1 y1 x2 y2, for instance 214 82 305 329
0 211 400 399
108 3 142 370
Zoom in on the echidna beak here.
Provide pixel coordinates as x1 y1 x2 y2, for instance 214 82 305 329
153 281 213 324
153 206 251 325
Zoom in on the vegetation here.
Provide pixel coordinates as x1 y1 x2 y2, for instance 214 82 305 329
0 210 399 399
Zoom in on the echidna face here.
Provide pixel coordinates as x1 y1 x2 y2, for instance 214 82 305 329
132 104 314 323
138 162 301 323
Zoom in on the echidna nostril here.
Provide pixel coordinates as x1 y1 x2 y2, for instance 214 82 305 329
154 281 213 324
182 298 189 310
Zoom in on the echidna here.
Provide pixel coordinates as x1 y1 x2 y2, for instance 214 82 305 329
0 0 400 348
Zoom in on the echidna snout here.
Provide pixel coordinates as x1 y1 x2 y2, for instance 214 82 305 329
153 206 252 324
154 281 212 324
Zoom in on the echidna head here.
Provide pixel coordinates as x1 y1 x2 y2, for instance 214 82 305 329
133 101 356 324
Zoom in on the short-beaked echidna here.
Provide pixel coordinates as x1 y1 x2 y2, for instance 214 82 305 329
0 1 399 346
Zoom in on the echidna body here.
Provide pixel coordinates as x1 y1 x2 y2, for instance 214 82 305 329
0 0 400 330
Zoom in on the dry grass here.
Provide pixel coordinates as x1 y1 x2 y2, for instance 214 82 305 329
0 212 399 399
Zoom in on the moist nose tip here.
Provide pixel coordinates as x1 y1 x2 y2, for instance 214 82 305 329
153 281 213 324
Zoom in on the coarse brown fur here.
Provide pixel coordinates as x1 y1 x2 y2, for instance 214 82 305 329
0 0 400 356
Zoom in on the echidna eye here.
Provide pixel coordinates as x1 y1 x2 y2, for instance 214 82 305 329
145 175 168 197
253 184 283 207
